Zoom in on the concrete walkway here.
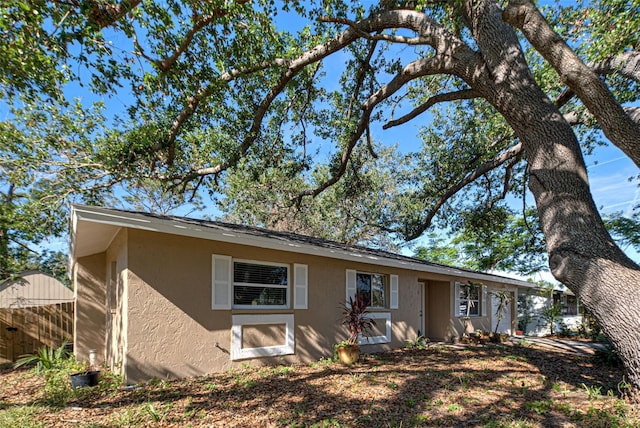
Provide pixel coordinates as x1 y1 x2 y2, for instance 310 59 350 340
510 336 607 355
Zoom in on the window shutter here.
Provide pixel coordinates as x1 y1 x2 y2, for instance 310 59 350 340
481 285 488 317
212 254 232 310
454 282 461 317
389 275 399 309
346 269 357 303
293 264 308 309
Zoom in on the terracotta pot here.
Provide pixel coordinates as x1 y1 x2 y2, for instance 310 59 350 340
336 345 360 365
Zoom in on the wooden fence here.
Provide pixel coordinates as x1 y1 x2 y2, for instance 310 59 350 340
0 302 74 364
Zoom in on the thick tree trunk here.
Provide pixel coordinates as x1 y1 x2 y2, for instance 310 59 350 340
460 0 640 396
519 110 640 397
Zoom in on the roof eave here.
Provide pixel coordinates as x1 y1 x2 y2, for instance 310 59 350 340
70 204 536 288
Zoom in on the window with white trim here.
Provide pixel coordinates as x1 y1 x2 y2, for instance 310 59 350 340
211 255 308 311
455 282 486 317
356 272 386 308
233 260 289 309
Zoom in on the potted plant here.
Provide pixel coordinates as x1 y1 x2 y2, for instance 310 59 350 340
335 295 376 365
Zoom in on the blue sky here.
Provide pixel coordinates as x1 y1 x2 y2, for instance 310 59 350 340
587 152 639 217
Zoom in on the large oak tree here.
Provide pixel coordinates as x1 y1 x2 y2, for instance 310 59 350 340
2 0 640 393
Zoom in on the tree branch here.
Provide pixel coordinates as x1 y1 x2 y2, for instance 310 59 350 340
175 10 473 184
346 40 378 122
563 106 640 127
504 0 640 168
383 88 478 129
321 16 432 45
592 50 640 83
152 1 251 72
556 51 639 108
291 54 453 206
406 142 523 240
163 58 292 161
175 21 369 183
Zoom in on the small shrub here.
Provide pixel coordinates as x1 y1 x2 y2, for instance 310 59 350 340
14 341 73 374
541 304 563 336
447 403 462 412
13 343 123 407
97 366 124 395
581 383 603 400
405 335 430 350
41 358 88 406
340 295 375 345
526 400 551 415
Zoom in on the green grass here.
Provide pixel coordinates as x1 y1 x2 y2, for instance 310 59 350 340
0 405 48 428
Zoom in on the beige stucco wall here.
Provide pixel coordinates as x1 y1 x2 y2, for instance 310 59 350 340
425 280 451 341
447 282 519 340
74 222 526 383
74 253 106 363
105 228 128 374
121 228 423 383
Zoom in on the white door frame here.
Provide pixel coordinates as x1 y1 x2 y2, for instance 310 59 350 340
419 282 426 337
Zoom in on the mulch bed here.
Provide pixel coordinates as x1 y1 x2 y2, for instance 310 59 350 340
0 342 636 427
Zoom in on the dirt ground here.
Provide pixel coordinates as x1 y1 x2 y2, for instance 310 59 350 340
1 341 637 427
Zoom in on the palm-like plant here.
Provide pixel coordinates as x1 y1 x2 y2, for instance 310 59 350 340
341 295 376 345
14 341 72 374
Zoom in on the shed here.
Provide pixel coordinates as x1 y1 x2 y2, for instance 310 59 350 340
0 271 74 363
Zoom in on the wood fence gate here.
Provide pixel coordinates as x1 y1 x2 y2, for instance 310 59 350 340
0 302 74 364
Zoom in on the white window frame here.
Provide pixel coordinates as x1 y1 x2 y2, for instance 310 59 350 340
455 282 487 318
233 259 290 310
355 271 388 309
358 312 392 344
231 314 295 360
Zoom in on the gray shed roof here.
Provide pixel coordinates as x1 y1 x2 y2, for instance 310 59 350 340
0 271 73 308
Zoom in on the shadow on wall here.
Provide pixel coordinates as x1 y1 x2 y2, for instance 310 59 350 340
76 255 107 360
447 317 492 342
126 354 207 385
124 232 348 363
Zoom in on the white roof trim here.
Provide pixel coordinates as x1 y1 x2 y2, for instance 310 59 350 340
71 205 535 288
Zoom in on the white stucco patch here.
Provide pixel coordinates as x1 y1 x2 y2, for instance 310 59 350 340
231 314 295 360
359 312 392 345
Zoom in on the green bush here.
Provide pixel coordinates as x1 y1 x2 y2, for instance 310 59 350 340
14 341 74 374
14 342 123 407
